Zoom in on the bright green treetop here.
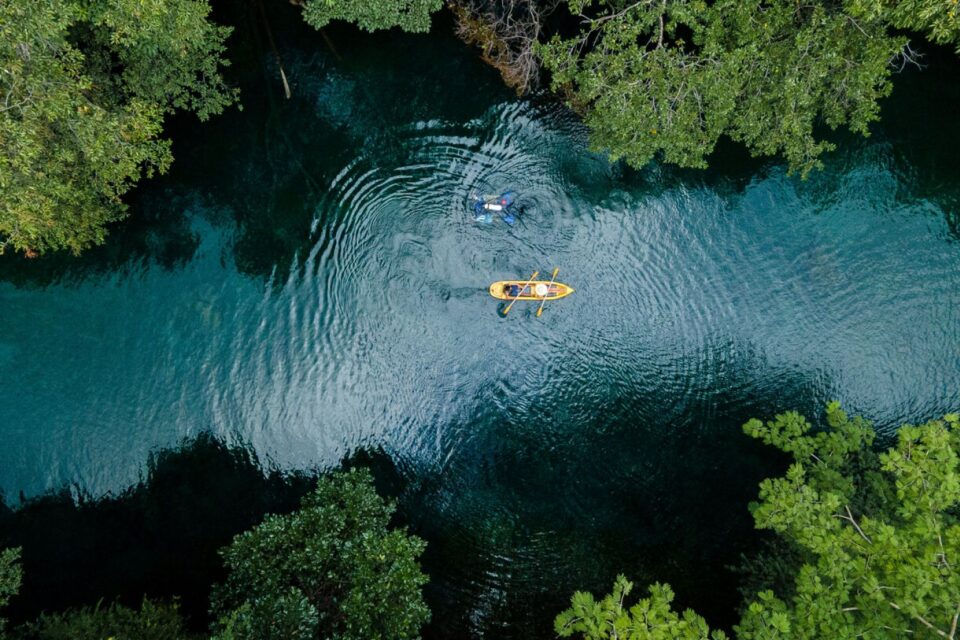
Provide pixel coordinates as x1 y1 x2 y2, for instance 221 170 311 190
737 407 960 639
538 0 959 175
209 468 430 640
298 0 443 33
0 0 235 255
559 405 960 639
555 574 728 640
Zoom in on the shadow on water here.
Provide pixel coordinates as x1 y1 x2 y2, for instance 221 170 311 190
0 189 201 289
875 45 960 238
0 435 413 631
0 435 315 627
406 362 811 638
162 4 512 282
0 419 791 637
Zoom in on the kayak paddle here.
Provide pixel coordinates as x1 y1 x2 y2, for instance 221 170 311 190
536 268 560 317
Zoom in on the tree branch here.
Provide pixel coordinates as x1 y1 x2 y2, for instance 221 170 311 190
834 505 872 544
888 601 949 638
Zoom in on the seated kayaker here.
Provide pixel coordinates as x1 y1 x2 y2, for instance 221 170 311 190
504 284 522 297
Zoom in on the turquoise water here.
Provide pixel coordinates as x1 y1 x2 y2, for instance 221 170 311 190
1 9 959 637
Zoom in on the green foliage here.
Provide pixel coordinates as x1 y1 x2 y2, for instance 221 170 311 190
0 0 235 255
737 408 960 639
210 468 430 640
538 0 958 175
211 591 317 640
16 598 193 640
743 401 881 502
562 406 960 640
0 548 21 637
848 0 960 50
299 0 442 33
555 574 728 640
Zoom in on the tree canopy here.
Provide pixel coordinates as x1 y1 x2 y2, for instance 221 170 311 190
0 0 235 255
209 468 430 640
537 0 960 175
736 405 960 639
555 575 727 640
297 0 443 33
0 467 428 640
557 404 960 639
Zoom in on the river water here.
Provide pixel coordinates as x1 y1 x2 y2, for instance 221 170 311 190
1 9 959 638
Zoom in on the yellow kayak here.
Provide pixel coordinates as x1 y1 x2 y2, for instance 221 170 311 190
489 280 575 301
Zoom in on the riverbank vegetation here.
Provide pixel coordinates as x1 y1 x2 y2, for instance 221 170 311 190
0 0 235 256
535 0 960 175
1 406 958 638
556 405 960 639
2 0 958 255
209 468 429 640
0 464 427 640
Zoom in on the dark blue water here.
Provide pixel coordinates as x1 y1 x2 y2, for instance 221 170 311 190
1 9 959 637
